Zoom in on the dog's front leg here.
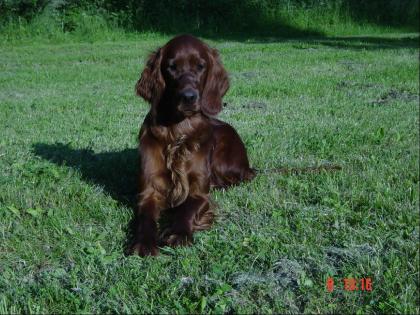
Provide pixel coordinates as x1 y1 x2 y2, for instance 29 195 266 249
160 194 213 247
132 188 165 256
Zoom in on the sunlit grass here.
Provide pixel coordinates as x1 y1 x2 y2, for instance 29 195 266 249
0 32 418 313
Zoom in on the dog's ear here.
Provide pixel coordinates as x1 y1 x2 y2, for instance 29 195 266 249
135 48 165 104
201 48 229 116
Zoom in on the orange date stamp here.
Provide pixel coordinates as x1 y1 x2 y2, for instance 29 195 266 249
326 277 372 292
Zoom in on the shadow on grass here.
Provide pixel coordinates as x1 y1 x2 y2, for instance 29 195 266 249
123 0 418 44
123 1 418 50
33 142 139 253
134 25 419 52
33 143 138 208
308 35 420 50
201 32 419 51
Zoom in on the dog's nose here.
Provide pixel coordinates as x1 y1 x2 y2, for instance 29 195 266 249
180 89 198 103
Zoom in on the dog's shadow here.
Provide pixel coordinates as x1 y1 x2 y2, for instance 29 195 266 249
33 143 139 253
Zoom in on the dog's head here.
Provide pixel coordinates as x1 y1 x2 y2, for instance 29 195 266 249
136 35 229 120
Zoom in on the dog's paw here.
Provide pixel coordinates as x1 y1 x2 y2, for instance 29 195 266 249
163 233 193 247
132 242 159 256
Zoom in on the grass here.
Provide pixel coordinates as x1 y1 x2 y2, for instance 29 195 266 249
1 3 417 46
0 31 419 313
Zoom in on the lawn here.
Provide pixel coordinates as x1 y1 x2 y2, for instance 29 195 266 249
0 33 418 313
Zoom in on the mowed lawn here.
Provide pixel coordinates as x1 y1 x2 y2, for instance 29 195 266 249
0 33 418 313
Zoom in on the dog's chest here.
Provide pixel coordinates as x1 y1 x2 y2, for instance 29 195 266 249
164 138 200 207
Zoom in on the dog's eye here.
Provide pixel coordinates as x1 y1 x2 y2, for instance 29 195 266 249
197 64 205 71
168 64 177 71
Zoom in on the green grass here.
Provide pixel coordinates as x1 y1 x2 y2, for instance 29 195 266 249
0 32 419 313
1 2 417 46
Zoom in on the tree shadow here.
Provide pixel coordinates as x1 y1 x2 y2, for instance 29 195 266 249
129 0 324 40
136 23 419 51
339 0 419 30
33 143 138 253
115 0 419 50
303 35 420 51
117 0 418 44
201 31 418 51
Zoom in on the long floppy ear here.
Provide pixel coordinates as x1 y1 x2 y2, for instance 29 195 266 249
135 48 165 104
201 48 229 116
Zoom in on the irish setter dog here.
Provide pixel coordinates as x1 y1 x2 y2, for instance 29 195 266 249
132 34 255 256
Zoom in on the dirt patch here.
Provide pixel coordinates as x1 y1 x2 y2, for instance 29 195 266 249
338 60 364 71
231 258 305 291
336 80 381 90
232 272 268 288
371 88 419 105
336 82 418 105
230 71 258 79
272 258 305 289
325 244 377 267
242 101 267 109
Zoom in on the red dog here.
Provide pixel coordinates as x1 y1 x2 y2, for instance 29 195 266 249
133 35 255 256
